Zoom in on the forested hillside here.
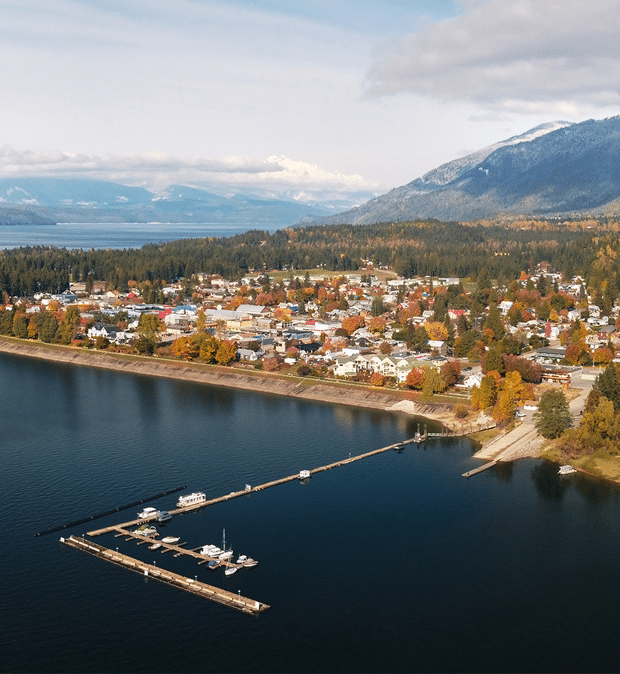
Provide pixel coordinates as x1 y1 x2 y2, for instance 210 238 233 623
0 218 617 297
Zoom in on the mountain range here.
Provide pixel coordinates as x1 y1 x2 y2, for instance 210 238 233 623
0 177 375 228
314 116 620 224
4 116 620 228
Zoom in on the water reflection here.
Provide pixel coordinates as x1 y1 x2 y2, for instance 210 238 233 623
530 462 572 500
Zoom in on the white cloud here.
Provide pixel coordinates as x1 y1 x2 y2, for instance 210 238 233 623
0 145 379 195
365 0 620 115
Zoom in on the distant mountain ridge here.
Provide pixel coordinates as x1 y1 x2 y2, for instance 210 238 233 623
0 177 375 227
313 117 620 224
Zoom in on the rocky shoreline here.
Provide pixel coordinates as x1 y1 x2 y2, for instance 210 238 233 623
0 337 457 425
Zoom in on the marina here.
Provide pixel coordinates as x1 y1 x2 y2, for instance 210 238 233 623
65 435 427 614
60 535 268 615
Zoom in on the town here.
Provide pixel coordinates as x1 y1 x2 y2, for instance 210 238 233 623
2 263 617 440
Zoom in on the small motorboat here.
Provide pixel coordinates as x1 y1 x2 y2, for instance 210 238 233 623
148 542 162 550
156 511 172 523
224 566 238 576
236 555 247 564
134 524 157 536
242 558 258 567
207 559 220 569
161 536 180 544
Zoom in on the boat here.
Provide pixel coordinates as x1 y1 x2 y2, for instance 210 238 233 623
242 558 258 567
161 536 180 544
134 524 157 536
156 511 172 523
207 559 220 569
219 550 233 560
224 566 237 576
559 465 577 475
148 542 161 550
176 491 206 508
236 555 247 564
137 506 160 519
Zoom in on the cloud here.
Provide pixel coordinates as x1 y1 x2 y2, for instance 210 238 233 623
0 146 378 196
364 0 620 114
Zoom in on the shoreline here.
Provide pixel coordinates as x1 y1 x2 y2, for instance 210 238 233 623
0 337 458 426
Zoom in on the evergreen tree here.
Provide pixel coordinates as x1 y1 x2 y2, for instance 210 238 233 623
484 302 505 340
534 389 572 439
595 363 620 412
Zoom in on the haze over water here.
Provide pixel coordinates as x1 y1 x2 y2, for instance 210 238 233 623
4 351 620 673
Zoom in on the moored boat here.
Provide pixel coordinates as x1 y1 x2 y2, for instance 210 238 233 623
148 542 162 550
137 506 160 519
156 511 172 523
176 491 206 508
224 566 237 576
134 524 157 536
161 536 180 544
559 465 577 475
242 558 258 567
207 559 220 569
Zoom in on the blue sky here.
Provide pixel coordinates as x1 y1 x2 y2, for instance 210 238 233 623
0 0 618 200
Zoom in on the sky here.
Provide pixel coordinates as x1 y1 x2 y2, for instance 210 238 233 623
0 0 619 200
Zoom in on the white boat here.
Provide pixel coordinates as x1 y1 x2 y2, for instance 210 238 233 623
137 506 160 519
236 555 247 564
559 465 577 475
242 558 258 567
134 524 157 536
156 511 172 523
176 491 206 508
219 550 233 560
149 542 161 550
224 566 237 576
161 536 180 544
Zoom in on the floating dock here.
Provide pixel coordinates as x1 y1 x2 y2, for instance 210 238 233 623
462 461 498 478
87 435 426 537
61 535 268 615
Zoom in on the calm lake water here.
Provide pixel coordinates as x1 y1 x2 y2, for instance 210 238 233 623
0 222 268 249
4 352 620 673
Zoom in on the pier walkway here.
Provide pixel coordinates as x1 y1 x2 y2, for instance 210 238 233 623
61 535 268 615
88 435 426 537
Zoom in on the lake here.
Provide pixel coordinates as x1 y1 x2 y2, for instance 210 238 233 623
4 351 620 673
0 222 271 250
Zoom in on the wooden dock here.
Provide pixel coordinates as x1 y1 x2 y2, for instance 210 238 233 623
88 435 425 537
61 535 269 615
462 461 498 478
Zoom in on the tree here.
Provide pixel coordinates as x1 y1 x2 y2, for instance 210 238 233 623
595 363 620 412
440 360 461 387
534 389 572 439
405 367 424 390
483 347 505 375
421 365 446 397
138 313 164 340
215 340 237 365
369 372 385 386
484 302 505 340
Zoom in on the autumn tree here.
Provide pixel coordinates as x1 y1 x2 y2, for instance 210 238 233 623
405 367 425 390
421 365 446 397
171 336 199 360
440 360 461 387
369 372 385 386
215 340 237 365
